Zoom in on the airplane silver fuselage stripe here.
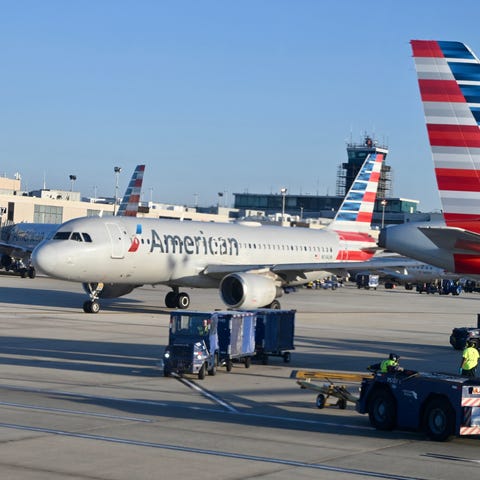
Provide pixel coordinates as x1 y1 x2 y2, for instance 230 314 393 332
32 216 374 285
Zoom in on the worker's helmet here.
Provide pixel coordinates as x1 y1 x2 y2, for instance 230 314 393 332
389 353 399 362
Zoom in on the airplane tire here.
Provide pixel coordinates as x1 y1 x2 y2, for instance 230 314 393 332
165 291 177 308
83 300 100 314
177 293 190 309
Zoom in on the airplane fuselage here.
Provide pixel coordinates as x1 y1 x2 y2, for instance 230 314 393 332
32 216 375 287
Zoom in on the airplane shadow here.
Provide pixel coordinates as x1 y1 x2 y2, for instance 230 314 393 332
0 284 171 315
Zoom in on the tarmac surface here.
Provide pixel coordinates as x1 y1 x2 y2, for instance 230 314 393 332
0 273 479 479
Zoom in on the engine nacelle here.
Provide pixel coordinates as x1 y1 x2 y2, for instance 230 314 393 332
82 283 137 299
220 273 280 309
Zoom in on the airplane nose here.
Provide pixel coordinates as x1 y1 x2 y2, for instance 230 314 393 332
32 243 58 276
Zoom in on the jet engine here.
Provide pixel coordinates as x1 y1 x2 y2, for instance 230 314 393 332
220 273 281 309
82 283 138 299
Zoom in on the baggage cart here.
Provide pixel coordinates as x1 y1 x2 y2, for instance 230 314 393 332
252 309 295 364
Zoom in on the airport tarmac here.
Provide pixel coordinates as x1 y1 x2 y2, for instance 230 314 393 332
0 274 479 479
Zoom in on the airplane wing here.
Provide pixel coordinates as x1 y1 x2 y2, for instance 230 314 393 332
419 227 480 254
203 256 424 281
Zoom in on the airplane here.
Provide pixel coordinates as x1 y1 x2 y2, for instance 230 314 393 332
0 164 145 278
31 151 415 314
378 40 480 278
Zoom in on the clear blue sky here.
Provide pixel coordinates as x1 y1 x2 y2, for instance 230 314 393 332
1 0 479 212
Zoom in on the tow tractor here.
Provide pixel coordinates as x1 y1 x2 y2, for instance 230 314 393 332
293 369 480 441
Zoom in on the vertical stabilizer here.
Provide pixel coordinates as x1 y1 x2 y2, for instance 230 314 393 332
411 40 480 230
327 152 385 233
116 165 145 217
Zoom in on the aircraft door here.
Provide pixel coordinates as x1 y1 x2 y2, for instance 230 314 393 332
105 222 127 259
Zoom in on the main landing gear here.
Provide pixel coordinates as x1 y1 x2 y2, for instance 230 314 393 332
165 287 190 309
83 282 104 314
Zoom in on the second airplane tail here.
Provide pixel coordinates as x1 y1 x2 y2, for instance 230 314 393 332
411 40 480 232
116 164 146 217
327 152 385 233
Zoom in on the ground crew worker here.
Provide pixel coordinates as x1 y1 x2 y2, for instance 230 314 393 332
197 319 210 335
367 353 402 373
380 353 402 373
460 341 479 377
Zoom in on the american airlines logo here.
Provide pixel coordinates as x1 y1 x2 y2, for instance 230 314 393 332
150 229 239 256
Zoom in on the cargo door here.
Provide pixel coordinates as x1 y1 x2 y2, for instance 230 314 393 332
105 222 127 259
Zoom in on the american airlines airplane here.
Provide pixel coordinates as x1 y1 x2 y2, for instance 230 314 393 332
378 40 480 277
32 151 408 313
0 164 145 278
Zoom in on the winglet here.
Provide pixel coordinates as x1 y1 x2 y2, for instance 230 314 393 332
116 165 145 217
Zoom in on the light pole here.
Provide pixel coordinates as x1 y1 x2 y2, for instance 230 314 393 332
69 174 77 192
381 199 387 228
280 187 287 222
113 166 122 215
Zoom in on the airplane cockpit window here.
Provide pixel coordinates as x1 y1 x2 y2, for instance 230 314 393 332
82 233 92 243
71 232 82 242
53 231 71 240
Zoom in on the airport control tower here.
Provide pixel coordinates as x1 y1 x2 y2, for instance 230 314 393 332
336 135 391 199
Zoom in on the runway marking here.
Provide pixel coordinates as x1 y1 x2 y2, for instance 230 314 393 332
0 401 153 423
422 453 480 464
175 375 239 413
0 422 424 480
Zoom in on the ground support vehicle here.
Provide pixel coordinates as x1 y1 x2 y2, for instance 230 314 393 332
292 370 369 409
252 309 295 364
355 274 379 290
356 370 480 441
449 327 480 350
162 310 256 379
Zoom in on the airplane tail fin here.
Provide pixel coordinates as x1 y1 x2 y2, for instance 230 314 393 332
116 164 145 217
411 40 480 231
327 152 385 233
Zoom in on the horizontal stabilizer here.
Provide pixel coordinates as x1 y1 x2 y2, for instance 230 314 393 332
419 226 480 254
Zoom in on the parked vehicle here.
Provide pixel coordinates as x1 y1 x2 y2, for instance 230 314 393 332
449 327 480 350
252 309 295 364
163 310 256 379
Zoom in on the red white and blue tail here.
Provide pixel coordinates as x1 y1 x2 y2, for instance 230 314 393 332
327 152 385 233
411 40 480 231
116 164 145 217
